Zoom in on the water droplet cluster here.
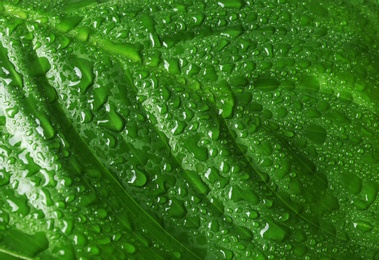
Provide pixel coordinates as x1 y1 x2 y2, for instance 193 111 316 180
1 0 379 259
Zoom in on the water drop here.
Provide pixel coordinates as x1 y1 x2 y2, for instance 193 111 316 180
128 169 147 187
353 221 373 233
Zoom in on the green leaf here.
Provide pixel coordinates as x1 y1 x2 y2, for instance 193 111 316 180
1 0 379 259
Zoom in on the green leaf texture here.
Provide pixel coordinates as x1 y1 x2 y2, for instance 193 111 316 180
1 0 379 259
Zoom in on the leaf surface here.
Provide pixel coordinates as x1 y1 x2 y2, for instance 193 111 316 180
1 0 379 259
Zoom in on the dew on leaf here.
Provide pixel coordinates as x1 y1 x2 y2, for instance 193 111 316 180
352 220 374 233
341 173 362 195
5 107 19 118
61 219 74 235
0 170 10 186
163 59 181 74
39 169 56 187
201 65 218 81
166 198 187 218
97 109 126 133
128 169 147 187
39 188 54 206
353 182 378 209
35 116 56 140
123 242 136 254
86 245 100 255
228 185 259 205
56 16 84 33
171 120 186 135
259 222 288 243
305 124 327 144
5 193 30 216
